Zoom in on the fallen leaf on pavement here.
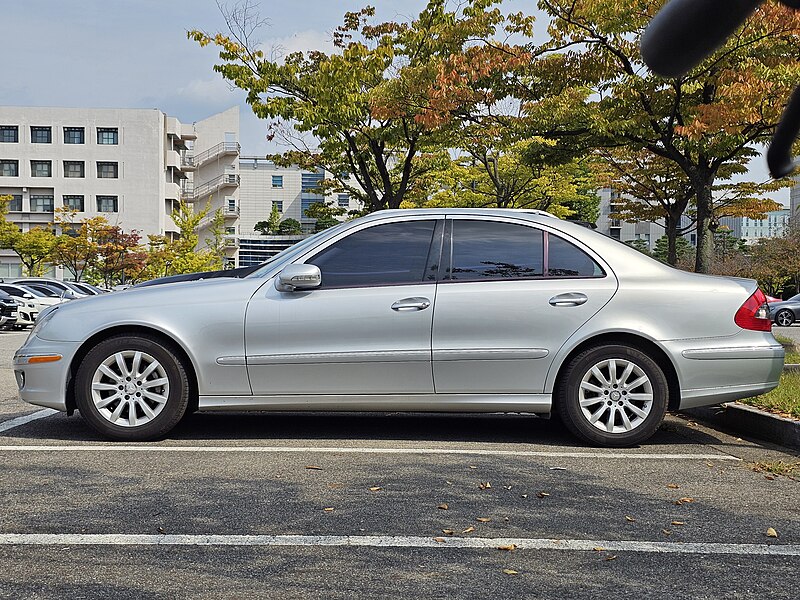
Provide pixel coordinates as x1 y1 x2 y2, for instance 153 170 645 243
157 527 165 534
461 526 476 534
323 507 334 512
537 492 550 498
498 544 517 551
625 516 636 522
662 529 671 535
593 547 604 552
438 503 449 510
442 529 455 535
521 494 528 498
604 555 618 562
666 484 680 489
469 465 477 469
502 569 518 575
476 517 491 523
767 527 779 538
671 521 685 526
675 497 694 505
433 537 446 543
369 486 382 492
479 482 492 490
305 465 322 470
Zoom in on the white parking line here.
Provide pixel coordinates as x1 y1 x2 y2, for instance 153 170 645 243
0 533 796 555
0 445 741 460
0 409 58 434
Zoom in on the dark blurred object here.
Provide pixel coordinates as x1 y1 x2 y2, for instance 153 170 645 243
641 0 800 179
135 264 261 288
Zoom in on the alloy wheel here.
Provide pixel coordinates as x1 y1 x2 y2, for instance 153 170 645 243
578 358 653 434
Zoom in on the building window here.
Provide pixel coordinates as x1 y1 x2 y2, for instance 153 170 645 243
30 194 54 212
0 159 18 176
301 172 324 193
97 161 118 178
226 227 237 235
31 160 52 177
273 200 283 212
63 195 85 211
64 160 85 178
272 175 283 188
64 127 85 144
96 195 118 212
301 197 315 217
0 126 18 143
97 127 118 145
337 194 349 208
7 194 22 211
31 126 52 144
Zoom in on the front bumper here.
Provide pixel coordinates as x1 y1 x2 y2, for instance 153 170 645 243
14 335 82 411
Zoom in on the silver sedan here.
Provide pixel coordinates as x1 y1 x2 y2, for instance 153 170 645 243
14 209 784 446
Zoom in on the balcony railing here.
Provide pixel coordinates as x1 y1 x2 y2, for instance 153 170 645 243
189 173 240 200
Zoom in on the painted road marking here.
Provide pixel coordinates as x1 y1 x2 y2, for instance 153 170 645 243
0 445 740 460
0 534 795 555
0 409 58 434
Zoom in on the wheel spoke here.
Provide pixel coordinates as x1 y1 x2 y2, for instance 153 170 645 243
580 381 605 395
627 392 653 403
142 377 168 389
625 375 649 391
605 406 616 432
588 404 608 424
128 399 137 427
92 382 119 392
139 361 159 379
590 366 610 387
95 392 121 409
131 351 143 378
618 362 635 387
580 396 604 407
114 353 129 378
608 360 617 385
142 390 168 405
137 398 156 420
619 408 633 430
98 364 122 382
626 403 649 419
109 400 126 423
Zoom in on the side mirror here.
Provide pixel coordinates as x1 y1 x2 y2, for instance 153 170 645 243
275 264 322 292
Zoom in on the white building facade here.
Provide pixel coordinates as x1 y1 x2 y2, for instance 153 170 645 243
0 106 245 277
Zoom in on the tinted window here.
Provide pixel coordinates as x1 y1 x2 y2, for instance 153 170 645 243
450 220 543 281
547 235 603 277
308 220 437 288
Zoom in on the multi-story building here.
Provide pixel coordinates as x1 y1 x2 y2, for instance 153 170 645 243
736 209 790 243
236 157 361 266
0 106 242 278
183 107 240 267
595 187 667 250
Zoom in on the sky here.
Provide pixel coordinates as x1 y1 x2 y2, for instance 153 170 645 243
2 0 787 206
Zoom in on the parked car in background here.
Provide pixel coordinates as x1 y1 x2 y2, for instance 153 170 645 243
0 290 18 329
70 282 106 295
0 284 63 329
15 209 784 446
768 293 800 326
7 278 87 299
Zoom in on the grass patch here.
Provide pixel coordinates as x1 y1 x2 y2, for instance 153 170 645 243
771 333 800 363
739 371 800 420
750 461 800 477
773 333 795 347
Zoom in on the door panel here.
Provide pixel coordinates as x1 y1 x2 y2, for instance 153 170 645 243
245 284 436 395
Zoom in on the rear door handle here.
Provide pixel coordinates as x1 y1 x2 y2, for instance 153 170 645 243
391 297 431 311
549 292 588 307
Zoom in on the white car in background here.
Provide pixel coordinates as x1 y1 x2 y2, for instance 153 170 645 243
0 283 64 329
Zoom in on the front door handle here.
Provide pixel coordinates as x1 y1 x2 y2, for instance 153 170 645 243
549 292 588 307
391 297 431 311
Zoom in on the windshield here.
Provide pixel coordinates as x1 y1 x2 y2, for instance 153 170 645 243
246 222 352 278
18 285 47 298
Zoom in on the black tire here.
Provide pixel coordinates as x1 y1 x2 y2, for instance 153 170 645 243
775 309 795 327
75 334 190 441
557 344 669 447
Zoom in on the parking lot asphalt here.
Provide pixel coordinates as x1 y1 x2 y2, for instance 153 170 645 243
0 330 798 599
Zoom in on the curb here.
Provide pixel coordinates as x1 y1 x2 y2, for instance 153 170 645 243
683 403 800 450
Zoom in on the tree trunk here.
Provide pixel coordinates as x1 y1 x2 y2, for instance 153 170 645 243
693 180 714 274
665 216 678 266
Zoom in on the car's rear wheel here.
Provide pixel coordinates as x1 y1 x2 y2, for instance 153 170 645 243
75 334 189 441
557 344 669 447
775 309 795 327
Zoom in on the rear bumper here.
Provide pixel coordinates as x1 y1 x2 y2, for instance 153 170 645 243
663 341 784 410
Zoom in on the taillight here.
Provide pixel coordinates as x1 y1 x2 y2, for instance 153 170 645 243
734 288 771 332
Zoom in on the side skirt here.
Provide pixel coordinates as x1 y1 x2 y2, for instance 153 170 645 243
198 393 552 413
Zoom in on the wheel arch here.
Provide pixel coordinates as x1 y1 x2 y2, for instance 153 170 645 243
551 332 681 412
65 325 199 415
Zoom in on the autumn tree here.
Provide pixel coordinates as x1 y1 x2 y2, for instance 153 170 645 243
534 0 800 272
189 1 532 212
51 208 110 282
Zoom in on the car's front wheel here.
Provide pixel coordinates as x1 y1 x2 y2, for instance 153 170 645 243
557 344 669 447
75 334 189 441
775 309 795 327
